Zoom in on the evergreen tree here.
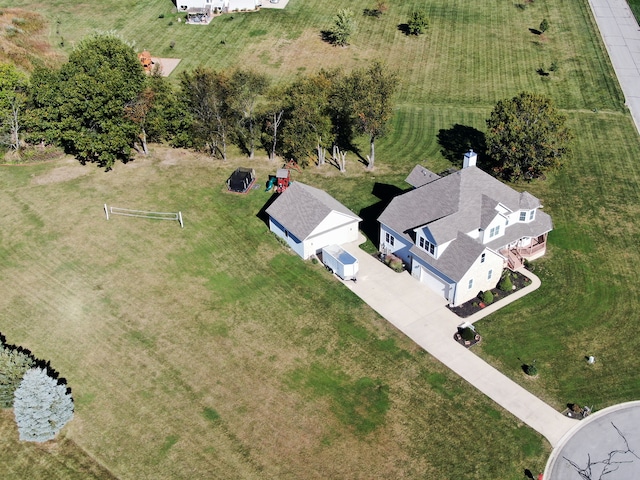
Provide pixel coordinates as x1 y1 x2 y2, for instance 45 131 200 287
0 344 35 408
14 367 74 442
331 9 356 47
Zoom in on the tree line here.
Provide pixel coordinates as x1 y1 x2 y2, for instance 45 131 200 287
1 33 399 171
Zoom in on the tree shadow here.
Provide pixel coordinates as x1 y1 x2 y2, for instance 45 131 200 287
358 182 405 245
363 8 382 18
536 68 549 76
397 23 411 35
436 124 487 167
529 28 541 35
320 30 336 45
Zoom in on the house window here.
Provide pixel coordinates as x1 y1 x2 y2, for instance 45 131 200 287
487 269 493 280
386 232 395 246
468 279 473 290
529 210 535 221
489 225 500 238
419 237 436 256
481 253 486 263
519 211 527 222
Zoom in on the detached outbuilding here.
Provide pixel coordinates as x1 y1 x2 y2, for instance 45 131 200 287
265 182 361 259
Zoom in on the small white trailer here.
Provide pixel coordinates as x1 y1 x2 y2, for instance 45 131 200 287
321 244 359 281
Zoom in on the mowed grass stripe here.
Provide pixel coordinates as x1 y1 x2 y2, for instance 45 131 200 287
0 152 551 479
477 111 640 409
2 0 625 111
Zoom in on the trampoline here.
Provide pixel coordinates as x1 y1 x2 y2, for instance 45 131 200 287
226 167 256 193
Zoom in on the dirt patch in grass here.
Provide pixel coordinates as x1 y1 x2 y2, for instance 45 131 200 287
31 163 90 185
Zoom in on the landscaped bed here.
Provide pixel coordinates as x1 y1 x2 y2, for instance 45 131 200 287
448 270 531 318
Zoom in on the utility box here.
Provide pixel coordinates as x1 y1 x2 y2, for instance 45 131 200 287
321 244 358 281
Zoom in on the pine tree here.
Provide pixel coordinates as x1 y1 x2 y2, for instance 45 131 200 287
0 345 35 408
13 367 74 442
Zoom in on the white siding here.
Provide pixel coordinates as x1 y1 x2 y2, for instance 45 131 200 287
454 249 504 306
304 218 359 259
482 214 507 244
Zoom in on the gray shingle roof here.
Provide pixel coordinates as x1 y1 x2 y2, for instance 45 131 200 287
410 231 485 282
405 165 441 188
379 166 543 244
265 182 361 240
380 165 552 281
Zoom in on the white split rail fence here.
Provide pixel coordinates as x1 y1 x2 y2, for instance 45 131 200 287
104 204 183 228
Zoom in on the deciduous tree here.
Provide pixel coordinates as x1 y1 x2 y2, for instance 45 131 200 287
13 367 74 442
181 68 232 160
0 63 28 152
28 34 145 169
280 70 337 166
407 10 429 36
485 92 572 180
228 69 269 159
343 62 398 170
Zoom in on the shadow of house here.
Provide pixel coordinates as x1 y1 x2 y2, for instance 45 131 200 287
358 182 405 245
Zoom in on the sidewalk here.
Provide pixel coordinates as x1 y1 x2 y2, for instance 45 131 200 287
589 0 640 133
338 235 575 447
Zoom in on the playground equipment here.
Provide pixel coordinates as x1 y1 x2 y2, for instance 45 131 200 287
265 175 277 192
275 168 291 193
226 167 256 193
138 51 154 73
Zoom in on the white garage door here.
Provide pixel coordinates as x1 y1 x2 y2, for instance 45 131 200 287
418 266 449 298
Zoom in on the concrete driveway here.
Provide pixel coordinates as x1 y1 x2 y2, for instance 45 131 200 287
337 235 575 447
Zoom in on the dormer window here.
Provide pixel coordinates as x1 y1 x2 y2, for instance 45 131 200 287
419 237 436 256
519 211 527 222
489 225 500 238
529 210 535 221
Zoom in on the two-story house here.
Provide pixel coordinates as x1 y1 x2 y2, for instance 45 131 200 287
378 150 552 306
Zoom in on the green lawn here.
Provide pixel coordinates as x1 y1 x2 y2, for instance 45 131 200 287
628 0 640 23
2 0 625 110
0 151 549 479
1 0 640 478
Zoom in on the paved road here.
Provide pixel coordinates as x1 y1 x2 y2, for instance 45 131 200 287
337 235 575 447
589 0 640 133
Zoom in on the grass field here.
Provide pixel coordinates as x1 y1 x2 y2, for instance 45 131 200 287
1 0 640 478
0 150 549 479
2 0 626 111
